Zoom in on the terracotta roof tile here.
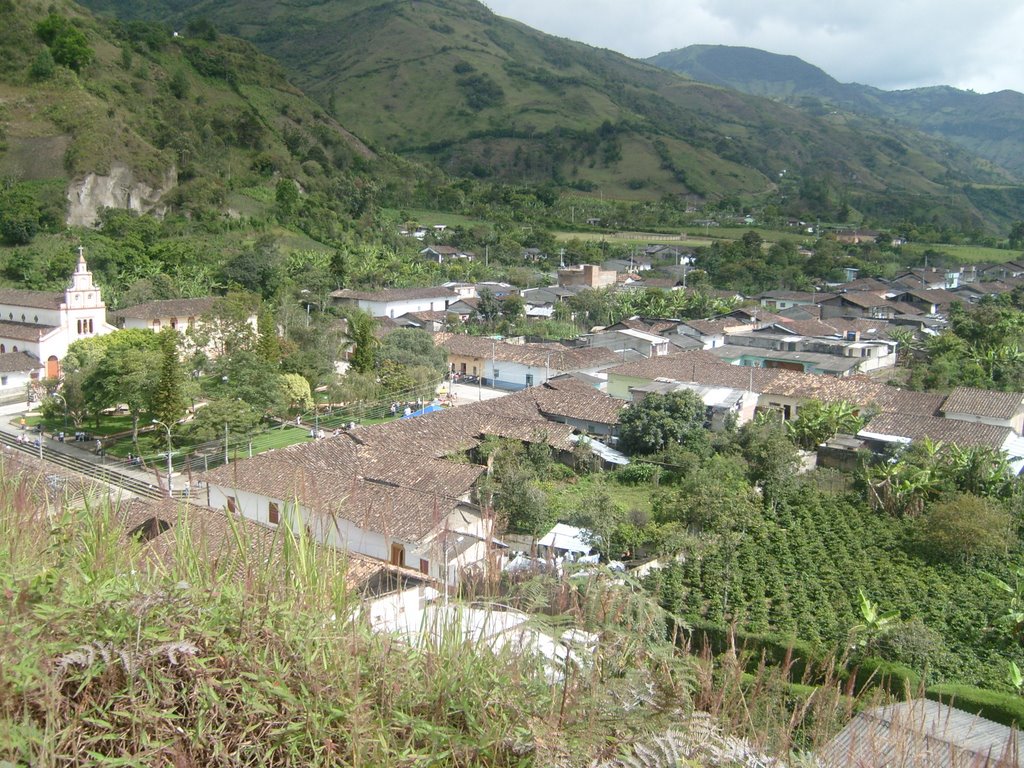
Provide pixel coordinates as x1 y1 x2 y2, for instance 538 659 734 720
0 320 54 341
0 351 40 372
861 413 1011 449
0 289 63 310
116 498 428 590
941 387 1024 420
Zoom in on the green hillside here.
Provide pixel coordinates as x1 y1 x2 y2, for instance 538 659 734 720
0 0 411 239
75 0 1024 232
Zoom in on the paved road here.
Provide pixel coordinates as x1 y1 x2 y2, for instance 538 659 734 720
439 381 510 405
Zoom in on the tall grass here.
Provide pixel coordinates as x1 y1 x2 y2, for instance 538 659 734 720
0 459 898 766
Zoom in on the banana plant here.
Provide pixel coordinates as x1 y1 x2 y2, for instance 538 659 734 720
849 588 900 652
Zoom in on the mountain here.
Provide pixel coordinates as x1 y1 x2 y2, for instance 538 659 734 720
648 45 1024 181
0 0 399 232
42 0 1024 231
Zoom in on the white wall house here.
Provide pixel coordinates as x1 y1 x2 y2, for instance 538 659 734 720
0 249 115 378
203 480 490 586
331 287 458 319
483 345 618 391
113 297 258 359
586 328 670 358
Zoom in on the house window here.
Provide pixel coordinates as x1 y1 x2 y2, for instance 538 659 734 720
1 376 7 386
170 317 178 330
226 496 236 513
525 374 534 387
472 365 477 375
493 368 501 381
419 558 429 575
0 345 4 353
11 346 17 352
153 320 161 329
268 501 280 526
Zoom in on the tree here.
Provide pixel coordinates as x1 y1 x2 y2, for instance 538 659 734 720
185 397 261 444
149 329 188 428
496 469 552 536
346 310 379 374
618 390 706 456
916 494 1011 563
275 179 300 221
280 372 313 413
187 291 260 363
212 349 286 416
85 346 160 442
169 68 190 100
474 288 502 326
1009 221 1024 250
50 25 94 72
221 238 284 299
378 328 448 376
0 187 41 245
29 48 55 81
65 329 161 433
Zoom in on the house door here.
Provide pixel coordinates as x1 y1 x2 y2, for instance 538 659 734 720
390 543 405 567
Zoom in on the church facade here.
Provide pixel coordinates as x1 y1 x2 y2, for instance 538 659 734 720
0 248 116 379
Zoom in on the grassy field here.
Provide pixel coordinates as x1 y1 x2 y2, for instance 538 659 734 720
901 241 1018 264
381 208 492 230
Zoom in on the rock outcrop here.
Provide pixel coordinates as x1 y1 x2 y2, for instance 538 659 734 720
66 163 177 227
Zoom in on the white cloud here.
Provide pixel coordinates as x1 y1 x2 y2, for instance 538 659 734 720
484 0 1024 93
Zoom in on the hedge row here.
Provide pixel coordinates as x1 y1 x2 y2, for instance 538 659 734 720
682 619 921 699
926 685 1024 728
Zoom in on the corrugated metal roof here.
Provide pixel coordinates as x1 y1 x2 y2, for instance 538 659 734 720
821 699 1023 767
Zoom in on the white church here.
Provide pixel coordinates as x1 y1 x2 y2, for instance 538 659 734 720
0 247 116 380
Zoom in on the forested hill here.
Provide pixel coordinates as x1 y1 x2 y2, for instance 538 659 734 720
77 0 1024 231
0 0 418 236
648 44 1024 180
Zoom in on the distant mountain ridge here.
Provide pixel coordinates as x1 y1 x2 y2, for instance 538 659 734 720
647 45 1024 179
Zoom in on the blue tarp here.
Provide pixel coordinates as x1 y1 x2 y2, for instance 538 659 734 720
401 404 444 419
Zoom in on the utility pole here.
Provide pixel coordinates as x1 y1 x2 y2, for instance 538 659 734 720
153 419 174 498
224 422 229 465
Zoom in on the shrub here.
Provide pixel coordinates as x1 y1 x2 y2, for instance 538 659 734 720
848 657 921 700
616 462 661 485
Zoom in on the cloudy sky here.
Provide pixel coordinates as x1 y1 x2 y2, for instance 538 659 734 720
484 0 1024 94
